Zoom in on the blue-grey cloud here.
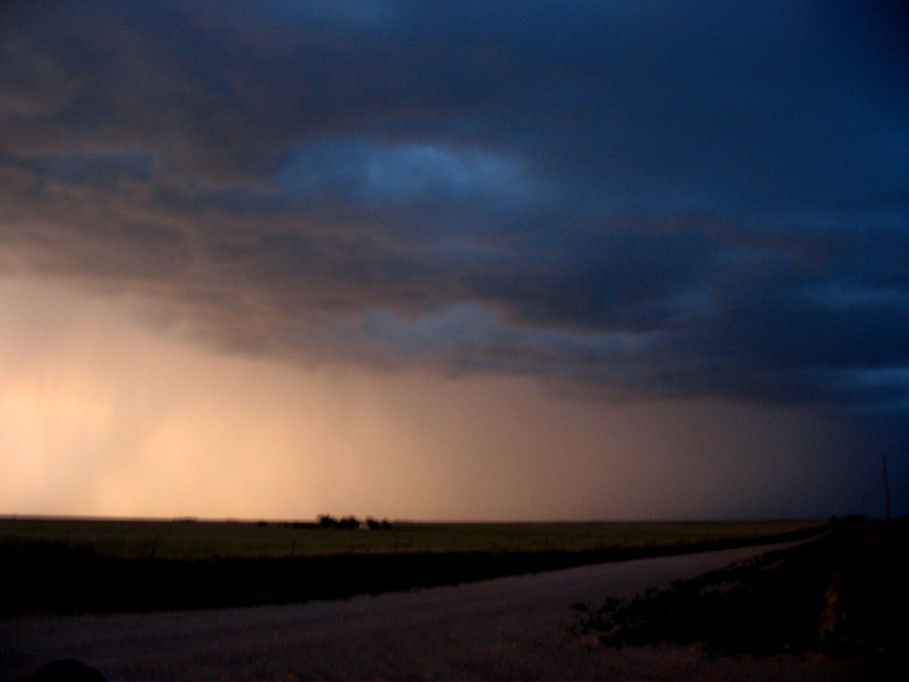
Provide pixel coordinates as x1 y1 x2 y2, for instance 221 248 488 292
2 0 908 428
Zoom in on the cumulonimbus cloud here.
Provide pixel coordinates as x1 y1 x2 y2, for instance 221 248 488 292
1 0 908 413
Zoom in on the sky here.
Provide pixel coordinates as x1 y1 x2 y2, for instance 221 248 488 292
1 1 907 521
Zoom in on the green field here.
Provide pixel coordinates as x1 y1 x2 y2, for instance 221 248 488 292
0 516 822 560
0 516 828 614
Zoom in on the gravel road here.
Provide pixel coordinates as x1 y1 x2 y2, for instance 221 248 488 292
1 541 844 681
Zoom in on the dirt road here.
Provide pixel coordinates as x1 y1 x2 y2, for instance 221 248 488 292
1 541 843 681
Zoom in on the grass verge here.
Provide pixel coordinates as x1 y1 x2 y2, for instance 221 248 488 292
574 517 908 678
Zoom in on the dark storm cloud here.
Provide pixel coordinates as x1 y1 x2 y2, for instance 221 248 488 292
2 1 908 410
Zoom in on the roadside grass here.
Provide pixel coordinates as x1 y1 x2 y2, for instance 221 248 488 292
0 517 821 560
574 517 908 678
0 516 825 615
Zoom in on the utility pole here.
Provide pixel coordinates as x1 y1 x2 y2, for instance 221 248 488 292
882 456 892 522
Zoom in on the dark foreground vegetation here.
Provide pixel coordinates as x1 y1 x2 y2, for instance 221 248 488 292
575 517 908 679
0 518 823 615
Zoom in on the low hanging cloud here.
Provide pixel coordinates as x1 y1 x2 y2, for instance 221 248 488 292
2 0 908 415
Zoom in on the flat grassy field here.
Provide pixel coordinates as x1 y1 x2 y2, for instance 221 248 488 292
0 516 822 560
0 516 826 615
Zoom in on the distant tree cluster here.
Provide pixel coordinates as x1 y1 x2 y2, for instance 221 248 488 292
317 514 393 530
255 520 315 529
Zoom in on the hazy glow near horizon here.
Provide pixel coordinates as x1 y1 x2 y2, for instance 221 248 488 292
0 278 868 521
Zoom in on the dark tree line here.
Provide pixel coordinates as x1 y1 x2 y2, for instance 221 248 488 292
317 514 393 530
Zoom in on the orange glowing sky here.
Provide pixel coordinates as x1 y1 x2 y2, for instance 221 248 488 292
0 278 873 520
1 2 906 520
